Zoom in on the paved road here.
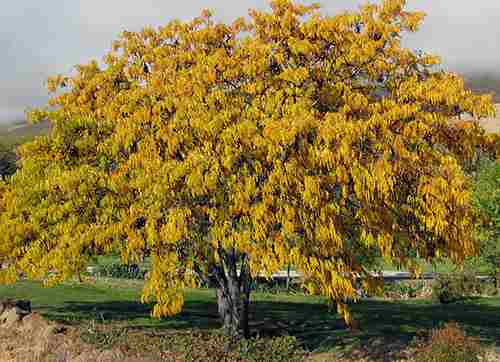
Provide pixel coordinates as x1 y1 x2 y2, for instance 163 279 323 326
268 270 491 281
268 270 438 280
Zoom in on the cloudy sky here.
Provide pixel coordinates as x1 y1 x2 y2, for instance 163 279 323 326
1 0 499 123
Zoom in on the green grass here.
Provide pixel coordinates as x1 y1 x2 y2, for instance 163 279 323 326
0 279 498 353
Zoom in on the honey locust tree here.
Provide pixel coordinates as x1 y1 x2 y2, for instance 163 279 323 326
1 0 499 338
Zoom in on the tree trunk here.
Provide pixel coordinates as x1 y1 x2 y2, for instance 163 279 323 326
216 280 250 339
214 250 251 339
286 263 291 291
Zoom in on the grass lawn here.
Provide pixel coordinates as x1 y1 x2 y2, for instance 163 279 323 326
0 278 499 354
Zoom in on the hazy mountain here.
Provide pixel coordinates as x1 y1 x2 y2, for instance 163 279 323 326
0 119 51 150
461 71 500 102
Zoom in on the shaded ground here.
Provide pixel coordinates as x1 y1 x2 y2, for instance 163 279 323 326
43 297 500 355
0 279 499 357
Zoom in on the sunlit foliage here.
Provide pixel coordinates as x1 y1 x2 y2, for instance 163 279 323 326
1 0 499 325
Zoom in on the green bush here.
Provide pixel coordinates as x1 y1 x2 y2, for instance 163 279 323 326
78 322 307 361
160 331 245 361
0 142 17 178
159 330 306 362
238 335 305 362
469 159 500 282
414 322 485 362
480 280 499 296
250 277 304 295
98 262 146 279
384 280 427 299
432 272 482 304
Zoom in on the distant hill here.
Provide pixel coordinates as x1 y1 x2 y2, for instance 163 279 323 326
0 119 51 150
462 72 500 103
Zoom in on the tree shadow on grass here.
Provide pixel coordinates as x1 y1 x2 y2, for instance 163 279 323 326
38 299 221 330
334 298 500 354
37 296 500 354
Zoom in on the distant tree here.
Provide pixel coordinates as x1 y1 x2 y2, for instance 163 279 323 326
1 0 499 338
467 159 500 284
0 143 17 179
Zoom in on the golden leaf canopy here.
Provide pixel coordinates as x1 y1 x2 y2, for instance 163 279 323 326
1 0 498 323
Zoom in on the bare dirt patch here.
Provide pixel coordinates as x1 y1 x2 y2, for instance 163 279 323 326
0 299 162 362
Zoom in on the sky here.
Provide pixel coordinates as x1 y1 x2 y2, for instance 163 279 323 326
1 0 499 124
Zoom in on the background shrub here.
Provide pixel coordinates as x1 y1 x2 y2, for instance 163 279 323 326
414 321 485 362
384 280 430 299
432 272 482 304
250 277 305 295
98 262 146 280
0 142 17 179
468 159 500 284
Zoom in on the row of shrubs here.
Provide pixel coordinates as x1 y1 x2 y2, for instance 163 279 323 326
89 262 147 280
384 272 499 303
432 272 498 303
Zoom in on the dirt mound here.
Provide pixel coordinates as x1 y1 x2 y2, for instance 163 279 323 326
0 299 132 362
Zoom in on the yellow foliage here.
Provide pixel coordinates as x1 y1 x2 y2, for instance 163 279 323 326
1 0 498 328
